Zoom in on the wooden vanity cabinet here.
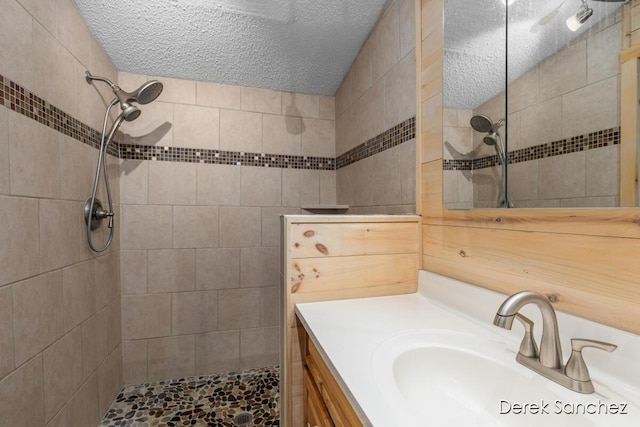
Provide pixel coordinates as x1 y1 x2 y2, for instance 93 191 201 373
303 335 364 427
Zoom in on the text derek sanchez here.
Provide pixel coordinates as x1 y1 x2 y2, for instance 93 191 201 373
499 400 629 416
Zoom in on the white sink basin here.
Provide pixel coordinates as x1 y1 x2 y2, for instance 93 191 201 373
371 331 639 426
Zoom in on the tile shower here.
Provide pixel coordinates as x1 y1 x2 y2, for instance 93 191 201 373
0 0 416 426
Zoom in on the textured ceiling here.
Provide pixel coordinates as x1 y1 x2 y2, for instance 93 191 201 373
444 0 624 110
73 0 388 96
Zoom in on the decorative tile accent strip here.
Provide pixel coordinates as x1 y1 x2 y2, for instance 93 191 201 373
100 366 279 426
336 116 416 169
443 127 620 171
119 144 335 170
0 73 414 170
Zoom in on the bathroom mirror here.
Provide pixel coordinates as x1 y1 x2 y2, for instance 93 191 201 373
443 0 627 209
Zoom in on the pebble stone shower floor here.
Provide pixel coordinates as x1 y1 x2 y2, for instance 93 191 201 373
99 366 279 427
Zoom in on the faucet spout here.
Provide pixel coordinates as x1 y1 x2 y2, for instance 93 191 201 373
493 291 563 369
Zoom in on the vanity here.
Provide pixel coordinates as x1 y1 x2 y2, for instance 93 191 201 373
295 271 640 426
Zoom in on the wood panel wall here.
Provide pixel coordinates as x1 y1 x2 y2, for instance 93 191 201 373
419 0 640 338
280 215 421 427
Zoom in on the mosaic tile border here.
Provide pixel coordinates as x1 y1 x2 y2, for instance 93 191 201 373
0 73 414 171
100 366 279 427
443 127 620 171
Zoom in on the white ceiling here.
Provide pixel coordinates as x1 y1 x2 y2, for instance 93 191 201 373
73 0 388 96
444 0 624 110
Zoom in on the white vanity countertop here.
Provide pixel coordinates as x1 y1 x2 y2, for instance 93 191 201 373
294 270 640 427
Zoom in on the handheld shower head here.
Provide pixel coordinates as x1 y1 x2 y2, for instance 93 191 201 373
483 132 498 146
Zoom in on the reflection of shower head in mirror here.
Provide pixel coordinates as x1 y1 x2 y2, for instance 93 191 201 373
470 115 504 144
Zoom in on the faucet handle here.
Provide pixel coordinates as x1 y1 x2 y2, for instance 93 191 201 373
565 338 617 382
514 314 538 358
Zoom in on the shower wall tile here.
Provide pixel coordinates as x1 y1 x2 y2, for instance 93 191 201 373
195 330 240 375
0 195 39 286
508 160 539 202
120 160 149 205
0 354 44 427
519 97 562 149
147 249 196 293
16 0 56 34
122 294 171 340
281 169 320 207
239 327 279 370
0 287 14 379
262 114 302 155
400 138 416 205
94 252 120 311
301 118 335 158
371 145 402 206
319 171 337 205
147 335 196 380
218 288 262 330
240 247 279 288
106 299 122 353
385 51 416 129
0 0 34 88
195 248 240 290
399 0 415 58
259 286 279 327
539 152 586 200
241 166 282 206
148 161 196 205
62 260 96 333
122 101 174 147
59 134 96 202
539 40 587 102
122 340 148 385
261 207 300 247
97 348 122 416
561 76 618 138
171 290 218 335
196 81 241 110
241 87 282 114
45 409 67 427
350 43 373 103
120 250 148 295
121 204 173 249
56 0 92 66
42 328 83 422
12 271 64 366
587 22 621 84
9 113 61 198
359 78 386 144
219 207 262 247
372 3 400 83
508 67 539 113
172 205 219 249
0 108 9 195
66 373 99 427
196 163 242 206
81 309 109 380
282 92 320 119
156 76 196 105
219 109 262 152
173 104 220 149
586 145 619 197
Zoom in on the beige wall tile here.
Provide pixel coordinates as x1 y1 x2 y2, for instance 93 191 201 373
13 271 64 365
539 40 587 102
173 104 220 149
241 167 282 206
443 109 458 127
0 354 44 427
121 250 148 295
147 335 196 381
259 287 279 327
319 171 337 205
350 43 372 102
33 22 76 116
39 200 86 272
81 310 108 380
240 327 278 369
173 205 219 249
385 52 416 128
196 81 241 109
520 97 562 148
282 93 319 118
240 87 281 114
587 22 621 84
318 96 335 120
120 160 148 205
586 146 619 197
121 204 173 250
0 287 13 378
220 109 262 152
9 113 60 198
281 169 320 207
399 0 415 58
219 207 262 247
17 0 56 34
97 347 122 415
508 160 539 202
147 249 196 293
121 294 171 340
94 252 119 311
56 0 92 66
0 0 34 87
43 328 83 422
196 248 240 290
262 114 302 155
45 407 67 427
371 146 402 205
218 288 262 330
561 76 618 138
261 207 300 247
0 108 8 195
196 164 241 206
155 76 196 105
400 139 416 205
172 290 218 335
372 3 400 83
59 134 95 202
106 299 122 353
335 73 351 118
63 260 96 333
195 330 240 375
148 162 196 205
121 101 174 147
301 118 335 158
539 152 586 200
240 247 279 288
359 78 386 143
67 374 99 427
0 195 39 286
508 67 539 113
122 340 148 385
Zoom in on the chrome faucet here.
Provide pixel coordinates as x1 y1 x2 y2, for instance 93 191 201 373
493 291 617 394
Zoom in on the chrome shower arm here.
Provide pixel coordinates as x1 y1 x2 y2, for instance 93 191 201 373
85 71 118 90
